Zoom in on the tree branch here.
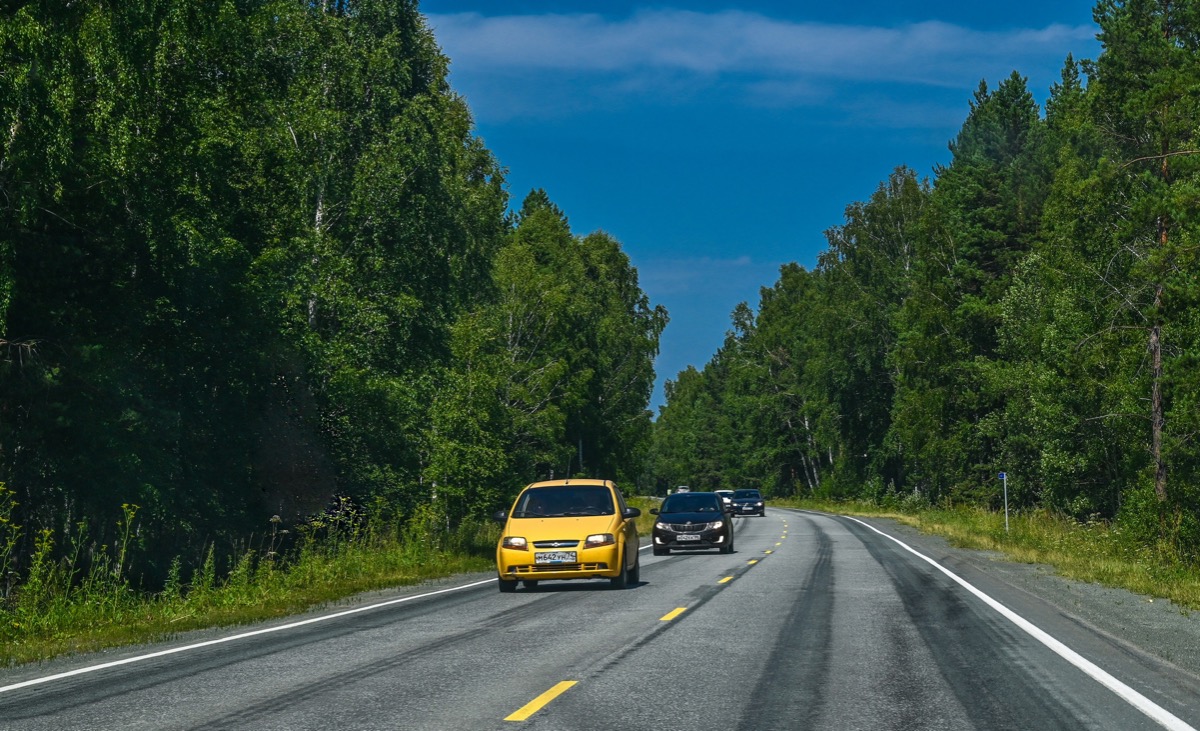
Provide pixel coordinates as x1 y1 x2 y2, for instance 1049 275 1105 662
1121 150 1200 168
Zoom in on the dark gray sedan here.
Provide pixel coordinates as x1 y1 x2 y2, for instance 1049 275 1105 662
730 488 765 516
650 491 735 555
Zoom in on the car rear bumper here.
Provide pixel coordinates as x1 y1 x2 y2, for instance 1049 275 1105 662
496 544 622 580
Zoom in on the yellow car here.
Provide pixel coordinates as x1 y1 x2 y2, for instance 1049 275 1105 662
494 479 642 592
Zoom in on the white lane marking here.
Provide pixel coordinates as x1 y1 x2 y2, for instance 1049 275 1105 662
6 538 651 694
846 516 1195 731
0 578 497 695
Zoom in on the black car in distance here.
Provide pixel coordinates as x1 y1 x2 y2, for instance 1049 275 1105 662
730 488 765 517
650 491 734 555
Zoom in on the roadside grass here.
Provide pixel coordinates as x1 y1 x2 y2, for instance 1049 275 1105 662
0 496 498 668
779 497 1200 613
0 494 662 668
628 495 660 536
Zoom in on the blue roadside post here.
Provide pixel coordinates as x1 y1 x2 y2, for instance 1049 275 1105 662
999 472 1009 533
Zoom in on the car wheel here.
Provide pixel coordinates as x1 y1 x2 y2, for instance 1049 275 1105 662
498 577 518 593
522 580 539 589
609 551 629 589
653 547 668 556
628 554 640 584
720 541 734 554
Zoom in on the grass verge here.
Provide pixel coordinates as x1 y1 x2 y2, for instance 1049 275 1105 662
1 496 662 668
780 497 1200 613
0 502 499 668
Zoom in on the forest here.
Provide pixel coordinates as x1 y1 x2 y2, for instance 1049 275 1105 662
6 0 1200 596
650 0 1200 557
0 1 666 586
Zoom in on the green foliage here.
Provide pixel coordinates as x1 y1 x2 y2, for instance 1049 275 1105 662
425 190 664 518
651 2 1200 559
0 493 496 666
0 4 659 599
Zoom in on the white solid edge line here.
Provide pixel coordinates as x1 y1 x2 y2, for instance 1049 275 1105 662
845 516 1195 731
0 578 497 695
4 537 652 691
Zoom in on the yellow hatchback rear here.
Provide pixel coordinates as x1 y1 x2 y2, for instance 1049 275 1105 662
494 479 641 592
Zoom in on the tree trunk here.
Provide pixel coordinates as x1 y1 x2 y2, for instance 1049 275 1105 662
1152 68 1170 504
1150 313 1166 503
1152 3 1171 504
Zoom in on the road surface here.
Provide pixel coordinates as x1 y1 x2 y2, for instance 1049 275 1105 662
2 509 1198 730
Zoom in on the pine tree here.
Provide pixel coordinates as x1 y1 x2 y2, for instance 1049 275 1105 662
1086 0 1200 541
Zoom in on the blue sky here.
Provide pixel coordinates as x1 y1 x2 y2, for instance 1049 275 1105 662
419 1 1102 412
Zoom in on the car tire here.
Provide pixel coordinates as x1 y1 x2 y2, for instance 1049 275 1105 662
628 555 640 584
720 541 734 554
498 577 518 593
609 551 629 590
522 580 539 589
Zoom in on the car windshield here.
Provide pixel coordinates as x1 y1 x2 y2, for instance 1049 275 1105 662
733 490 761 499
512 486 614 518
660 494 721 513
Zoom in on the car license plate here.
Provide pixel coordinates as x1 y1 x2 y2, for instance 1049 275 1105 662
535 551 576 564
677 534 701 541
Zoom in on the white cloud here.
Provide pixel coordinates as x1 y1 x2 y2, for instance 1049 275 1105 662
637 254 776 297
427 10 1094 86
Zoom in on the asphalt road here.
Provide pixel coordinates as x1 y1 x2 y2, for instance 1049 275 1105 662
2 509 1199 730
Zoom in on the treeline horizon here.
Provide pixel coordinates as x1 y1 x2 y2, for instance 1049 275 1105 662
0 1 665 588
649 1 1200 557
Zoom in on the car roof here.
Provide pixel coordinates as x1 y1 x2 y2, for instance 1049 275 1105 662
525 479 612 489
663 492 720 502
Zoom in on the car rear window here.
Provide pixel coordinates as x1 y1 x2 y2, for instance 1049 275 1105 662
733 490 761 498
512 486 615 517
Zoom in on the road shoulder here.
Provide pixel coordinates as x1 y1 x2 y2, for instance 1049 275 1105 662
793 509 1200 682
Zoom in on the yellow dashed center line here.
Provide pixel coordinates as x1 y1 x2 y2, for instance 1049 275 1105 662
776 542 782 546
718 576 733 584
748 559 758 565
764 550 774 555
660 607 687 621
505 681 578 722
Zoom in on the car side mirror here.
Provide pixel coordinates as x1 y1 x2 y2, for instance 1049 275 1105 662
649 508 659 516
492 510 508 524
724 507 735 514
623 507 641 519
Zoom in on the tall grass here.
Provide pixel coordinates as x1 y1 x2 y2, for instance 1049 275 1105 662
783 496 1200 612
0 492 669 667
0 487 499 667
